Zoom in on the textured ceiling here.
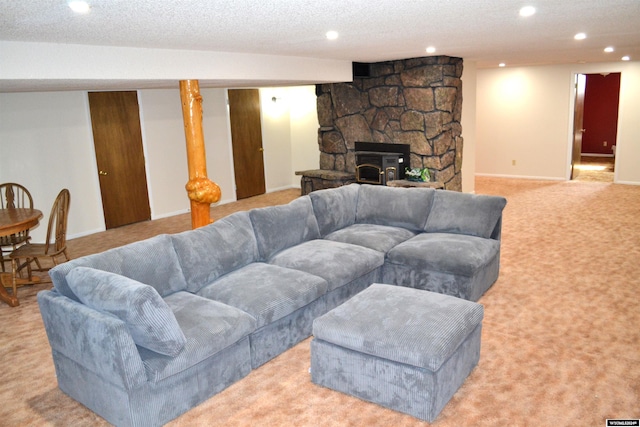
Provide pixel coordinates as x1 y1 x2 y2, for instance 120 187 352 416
1 0 639 91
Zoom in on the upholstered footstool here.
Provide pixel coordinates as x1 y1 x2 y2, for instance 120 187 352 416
310 283 484 422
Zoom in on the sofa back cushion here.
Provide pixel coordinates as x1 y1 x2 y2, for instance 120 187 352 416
171 211 259 293
50 234 188 301
309 183 359 237
424 190 507 238
66 266 187 357
249 196 320 260
356 184 436 231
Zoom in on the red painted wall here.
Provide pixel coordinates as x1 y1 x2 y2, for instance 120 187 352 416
582 73 620 155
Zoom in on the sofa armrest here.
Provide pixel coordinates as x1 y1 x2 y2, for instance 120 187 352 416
490 216 503 241
37 290 148 391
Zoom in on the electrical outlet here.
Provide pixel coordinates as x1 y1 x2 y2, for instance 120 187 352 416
512 160 516 166
603 141 608 147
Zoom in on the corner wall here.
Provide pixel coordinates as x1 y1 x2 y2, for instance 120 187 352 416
316 56 464 191
476 61 640 185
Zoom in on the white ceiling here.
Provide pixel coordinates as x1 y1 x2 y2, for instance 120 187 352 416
1 0 639 92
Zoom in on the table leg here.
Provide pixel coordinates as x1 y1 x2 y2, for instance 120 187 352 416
0 273 19 307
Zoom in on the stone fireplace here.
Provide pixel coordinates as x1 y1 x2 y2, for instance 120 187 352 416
297 55 463 194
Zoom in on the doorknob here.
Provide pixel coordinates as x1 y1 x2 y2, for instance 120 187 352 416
99 170 108 176
258 148 264 152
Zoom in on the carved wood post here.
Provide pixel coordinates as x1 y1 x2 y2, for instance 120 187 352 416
180 80 221 229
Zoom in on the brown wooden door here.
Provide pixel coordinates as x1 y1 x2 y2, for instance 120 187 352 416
228 89 266 199
88 91 151 229
571 74 586 180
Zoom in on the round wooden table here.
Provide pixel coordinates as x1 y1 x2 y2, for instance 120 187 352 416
0 208 43 307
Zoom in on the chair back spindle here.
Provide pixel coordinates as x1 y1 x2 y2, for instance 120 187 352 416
45 189 71 255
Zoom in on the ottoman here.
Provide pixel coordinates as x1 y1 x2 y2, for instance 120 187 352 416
310 283 484 422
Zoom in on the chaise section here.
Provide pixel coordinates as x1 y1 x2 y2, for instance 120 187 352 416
383 233 501 301
383 190 507 301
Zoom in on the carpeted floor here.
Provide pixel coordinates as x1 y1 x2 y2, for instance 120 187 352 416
1 177 638 426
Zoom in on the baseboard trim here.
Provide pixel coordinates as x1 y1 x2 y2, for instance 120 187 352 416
475 173 564 181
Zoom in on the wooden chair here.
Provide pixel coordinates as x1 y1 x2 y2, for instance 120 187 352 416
1 183 34 272
9 189 70 293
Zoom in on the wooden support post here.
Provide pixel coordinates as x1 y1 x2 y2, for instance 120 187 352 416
180 80 221 229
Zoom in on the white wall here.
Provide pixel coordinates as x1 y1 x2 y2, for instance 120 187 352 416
138 89 190 218
201 88 238 205
461 61 477 193
15 60 636 243
476 61 640 184
0 91 104 242
476 66 571 180
259 86 321 191
260 87 294 192
288 86 321 186
0 86 319 242
615 62 640 185
137 88 237 216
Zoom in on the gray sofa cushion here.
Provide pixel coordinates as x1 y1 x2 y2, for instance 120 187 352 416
386 233 500 277
356 184 435 231
309 183 360 237
196 263 328 328
268 239 384 291
324 223 417 253
424 190 507 238
66 267 187 357
50 234 188 301
171 211 259 293
312 283 484 371
142 291 257 383
249 196 321 261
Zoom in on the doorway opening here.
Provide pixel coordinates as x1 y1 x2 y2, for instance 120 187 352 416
570 72 621 183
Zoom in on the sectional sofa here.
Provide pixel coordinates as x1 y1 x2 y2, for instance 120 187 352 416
38 183 506 426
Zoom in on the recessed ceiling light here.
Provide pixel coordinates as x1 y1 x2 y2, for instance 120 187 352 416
426 46 436 54
68 1 90 14
574 33 587 40
499 63 506 67
519 6 536 17
326 31 339 40
604 47 615 53
621 56 631 61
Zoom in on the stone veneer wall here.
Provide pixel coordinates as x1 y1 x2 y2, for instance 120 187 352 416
316 56 463 191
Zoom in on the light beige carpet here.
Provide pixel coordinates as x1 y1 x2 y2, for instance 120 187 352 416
1 178 638 426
